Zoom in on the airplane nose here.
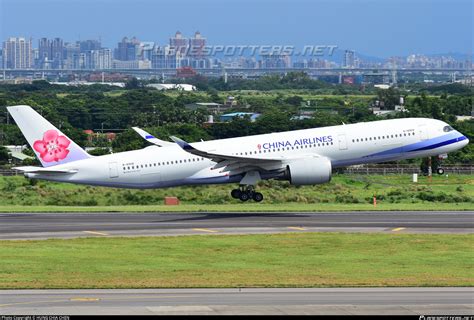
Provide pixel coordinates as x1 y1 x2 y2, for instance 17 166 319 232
459 135 469 147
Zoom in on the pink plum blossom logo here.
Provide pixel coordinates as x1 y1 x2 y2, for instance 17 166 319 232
257 144 262 150
33 129 71 162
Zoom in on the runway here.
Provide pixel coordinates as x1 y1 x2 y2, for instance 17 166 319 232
0 288 472 315
0 212 472 315
0 211 472 240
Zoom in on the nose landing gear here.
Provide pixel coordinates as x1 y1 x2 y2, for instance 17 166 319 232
231 185 264 202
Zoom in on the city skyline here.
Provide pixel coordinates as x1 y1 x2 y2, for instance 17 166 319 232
1 0 472 58
2 32 471 72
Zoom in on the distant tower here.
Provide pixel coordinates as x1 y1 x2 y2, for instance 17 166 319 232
116 37 139 61
2 37 33 69
189 31 206 58
391 69 397 85
343 50 355 68
169 31 188 56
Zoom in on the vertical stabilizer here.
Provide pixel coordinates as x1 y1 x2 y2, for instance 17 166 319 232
7 105 92 167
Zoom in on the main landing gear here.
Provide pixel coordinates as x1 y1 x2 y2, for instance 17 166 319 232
231 185 264 202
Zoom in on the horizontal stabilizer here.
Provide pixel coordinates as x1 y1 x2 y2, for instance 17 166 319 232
13 166 78 175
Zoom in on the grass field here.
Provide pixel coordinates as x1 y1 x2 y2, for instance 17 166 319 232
0 202 473 213
0 233 472 289
0 174 472 212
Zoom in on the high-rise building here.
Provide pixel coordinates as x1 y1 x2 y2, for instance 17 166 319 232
151 45 181 69
189 31 206 57
259 54 291 69
115 37 139 61
139 42 155 61
36 37 65 69
91 49 112 69
37 38 50 68
2 37 33 69
185 31 211 69
78 40 101 53
63 42 80 69
169 31 188 56
50 38 64 69
343 50 355 68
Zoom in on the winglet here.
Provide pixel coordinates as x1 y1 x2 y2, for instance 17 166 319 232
132 127 174 147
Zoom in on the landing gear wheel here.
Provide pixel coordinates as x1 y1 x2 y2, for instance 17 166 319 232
231 189 241 199
437 168 445 175
252 192 263 202
239 191 250 202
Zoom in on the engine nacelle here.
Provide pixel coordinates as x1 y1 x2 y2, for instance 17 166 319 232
286 156 332 185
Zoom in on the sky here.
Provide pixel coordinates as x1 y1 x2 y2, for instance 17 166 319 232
0 0 472 58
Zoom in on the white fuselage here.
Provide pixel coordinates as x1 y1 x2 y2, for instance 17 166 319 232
27 118 469 188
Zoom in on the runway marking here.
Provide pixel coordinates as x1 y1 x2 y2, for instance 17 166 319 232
0 299 69 308
70 297 100 302
288 227 307 231
392 227 406 232
192 228 218 233
83 231 110 236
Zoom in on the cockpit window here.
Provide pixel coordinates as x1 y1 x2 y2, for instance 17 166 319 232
443 125 454 132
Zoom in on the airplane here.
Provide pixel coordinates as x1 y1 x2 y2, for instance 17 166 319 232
6 105 469 202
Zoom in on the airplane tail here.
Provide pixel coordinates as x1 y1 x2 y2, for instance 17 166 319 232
7 105 92 167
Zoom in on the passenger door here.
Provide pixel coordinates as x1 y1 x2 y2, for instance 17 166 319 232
338 134 348 150
418 124 429 141
108 162 119 178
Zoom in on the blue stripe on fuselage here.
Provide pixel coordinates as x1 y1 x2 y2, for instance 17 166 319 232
411 135 467 151
366 133 465 158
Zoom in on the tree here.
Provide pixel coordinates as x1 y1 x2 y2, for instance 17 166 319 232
0 146 9 164
375 87 400 109
125 77 140 89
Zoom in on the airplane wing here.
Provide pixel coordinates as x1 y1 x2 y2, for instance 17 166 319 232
132 127 175 147
170 136 285 175
13 166 78 175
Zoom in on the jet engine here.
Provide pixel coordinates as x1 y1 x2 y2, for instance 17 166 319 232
285 156 332 185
